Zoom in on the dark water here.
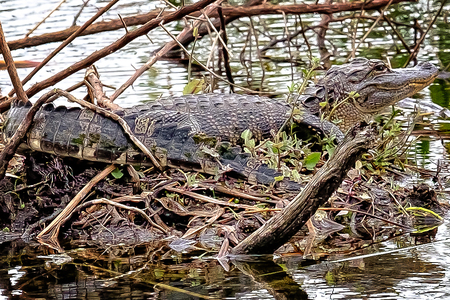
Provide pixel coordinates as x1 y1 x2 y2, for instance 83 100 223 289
1 0 450 299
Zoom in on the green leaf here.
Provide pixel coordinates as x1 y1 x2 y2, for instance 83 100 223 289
274 175 284 182
247 139 255 148
326 144 335 157
304 152 321 170
319 101 327 107
183 79 204 94
241 129 252 141
291 169 301 182
111 167 124 179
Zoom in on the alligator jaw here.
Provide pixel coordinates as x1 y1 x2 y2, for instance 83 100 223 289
314 59 439 131
355 61 439 114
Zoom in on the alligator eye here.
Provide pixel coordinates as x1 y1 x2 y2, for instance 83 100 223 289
374 65 386 72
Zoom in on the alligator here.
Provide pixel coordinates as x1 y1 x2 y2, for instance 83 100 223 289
1 58 439 185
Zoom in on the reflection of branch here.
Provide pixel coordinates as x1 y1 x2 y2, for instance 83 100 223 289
260 25 316 53
25 0 67 38
317 0 333 69
346 0 394 62
232 258 309 299
260 14 418 55
404 0 447 66
382 13 412 54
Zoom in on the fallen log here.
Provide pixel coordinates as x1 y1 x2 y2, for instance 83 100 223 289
231 123 377 255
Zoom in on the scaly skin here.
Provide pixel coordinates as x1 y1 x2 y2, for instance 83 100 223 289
1 58 439 185
300 58 439 130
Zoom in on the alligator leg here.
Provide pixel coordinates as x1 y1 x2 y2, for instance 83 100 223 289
220 153 302 191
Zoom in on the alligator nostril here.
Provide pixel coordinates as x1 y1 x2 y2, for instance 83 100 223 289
417 62 435 70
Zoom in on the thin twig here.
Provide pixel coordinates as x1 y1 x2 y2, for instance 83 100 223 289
206 35 220 74
249 18 265 91
160 0 178 10
109 0 220 101
197 183 279 204
298 15 313 60
201 5 231 56
74 198 168 234
0 22 29 103
37 164 116 239
346 0 394 62
10 0 120 98
25 0 67 37
280 11 294 82
118 14 130 34
404 0 447 66
159 23 258 94
217 5 234 91
165 186 256 209
72 0 91 27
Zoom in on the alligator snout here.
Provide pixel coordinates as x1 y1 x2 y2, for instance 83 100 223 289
416 61 438 70
415 61 439 80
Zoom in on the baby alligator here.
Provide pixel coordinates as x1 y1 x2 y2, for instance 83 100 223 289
1 58 439 185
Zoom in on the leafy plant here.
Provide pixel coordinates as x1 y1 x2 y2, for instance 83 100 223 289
111 167 124 179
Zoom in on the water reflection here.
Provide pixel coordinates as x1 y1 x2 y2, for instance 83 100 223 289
1 229 450 299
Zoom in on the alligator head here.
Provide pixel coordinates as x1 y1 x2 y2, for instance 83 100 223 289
302 58 439 130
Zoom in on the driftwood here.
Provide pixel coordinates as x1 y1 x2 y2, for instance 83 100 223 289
232 123 377 254
0 22 28 104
